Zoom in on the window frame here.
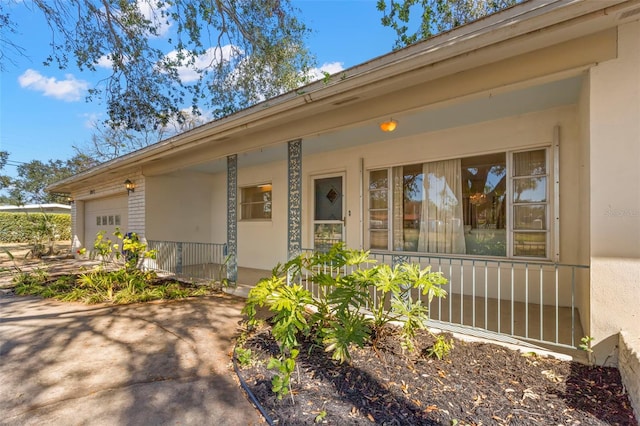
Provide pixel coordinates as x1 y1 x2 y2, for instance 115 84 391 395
367 169 390 251
507 147 551 260
239 183 273 221
366 146 555 261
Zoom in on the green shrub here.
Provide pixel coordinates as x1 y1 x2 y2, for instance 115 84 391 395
243 243 449 400
0 212 71 243
12 230 208 305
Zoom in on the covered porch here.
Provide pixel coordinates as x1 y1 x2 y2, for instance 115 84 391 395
143 239 587 352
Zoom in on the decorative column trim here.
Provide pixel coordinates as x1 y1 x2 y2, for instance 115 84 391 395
227 154 238 283
288 139 302 259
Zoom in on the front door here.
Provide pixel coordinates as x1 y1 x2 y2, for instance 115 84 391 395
313 175 345 251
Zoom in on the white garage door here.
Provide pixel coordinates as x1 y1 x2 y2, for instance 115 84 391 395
84 196 129 246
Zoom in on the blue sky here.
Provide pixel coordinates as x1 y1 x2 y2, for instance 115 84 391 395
0 1 398 177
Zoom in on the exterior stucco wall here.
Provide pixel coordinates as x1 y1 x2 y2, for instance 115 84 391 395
588 21 640 365
145 173 213 243
235 159 288 271
619 331 640 420
229 104 583 278
210 172 228 244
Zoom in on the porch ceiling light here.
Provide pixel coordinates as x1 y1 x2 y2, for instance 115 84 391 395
379 119 398 132
124 179 135 195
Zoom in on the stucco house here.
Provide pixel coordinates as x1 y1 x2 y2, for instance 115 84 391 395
49 0 639 411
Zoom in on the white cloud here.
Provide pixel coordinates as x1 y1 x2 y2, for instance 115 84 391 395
83 112 102 129
93 0 171 69
166 45 239 83
136 0 172 37
96 55 113 69
307 62 345 82
18 69 89 102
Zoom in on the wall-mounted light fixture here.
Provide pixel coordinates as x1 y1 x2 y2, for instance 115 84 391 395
67 196 74 205
379 119 398 132
124 179 135 195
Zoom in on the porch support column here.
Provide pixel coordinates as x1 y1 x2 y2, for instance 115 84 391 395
287 139 302 259
227 154 238 283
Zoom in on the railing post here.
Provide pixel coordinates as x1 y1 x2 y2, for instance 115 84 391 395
362 251 585 350
176 242 183 274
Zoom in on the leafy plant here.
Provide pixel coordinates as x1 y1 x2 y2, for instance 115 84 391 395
579 335 596 364
2 249 21 274
211 253 234 290
314 409 327 423
426 334 454 360
321 310 371 362
579 335 594 353
235 347 255 368
267 349 299 402
89 229 157 271
0 212 71 243
24 212 57 258
10 229 214 306
243 243 449 399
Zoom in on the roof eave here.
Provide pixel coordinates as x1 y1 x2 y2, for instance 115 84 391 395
47 0 635 193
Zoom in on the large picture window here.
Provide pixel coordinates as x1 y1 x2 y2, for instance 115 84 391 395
368 149 549 258
240 184 272 220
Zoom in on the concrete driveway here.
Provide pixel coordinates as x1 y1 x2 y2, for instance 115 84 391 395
0 292 264 425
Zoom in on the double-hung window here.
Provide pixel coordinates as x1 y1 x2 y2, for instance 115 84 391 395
367 148 550 259
511 149 548 258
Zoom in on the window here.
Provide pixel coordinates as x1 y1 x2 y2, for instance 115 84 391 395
240 184 272 220
368 148 549 258
368 170 388 250
511 149 548 257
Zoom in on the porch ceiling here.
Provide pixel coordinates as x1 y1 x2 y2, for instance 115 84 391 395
179 75 583 175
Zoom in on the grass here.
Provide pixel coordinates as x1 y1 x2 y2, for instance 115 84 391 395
13 267 211 305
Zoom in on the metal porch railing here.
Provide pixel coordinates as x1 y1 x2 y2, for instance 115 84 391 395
295 249 589 350
145 240 228 281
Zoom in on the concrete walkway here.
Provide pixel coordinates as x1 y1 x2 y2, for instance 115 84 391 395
0 292 264 425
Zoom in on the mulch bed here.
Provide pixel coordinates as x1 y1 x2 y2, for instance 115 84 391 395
237 325 638 425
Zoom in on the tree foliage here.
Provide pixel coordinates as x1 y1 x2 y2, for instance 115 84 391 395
377 0 520 48
3 0 314 130
0 5 23 71
1 154 97 205
0 151 12 195
74 110 205 163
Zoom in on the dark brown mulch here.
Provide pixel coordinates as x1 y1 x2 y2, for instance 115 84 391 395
237 325 638 425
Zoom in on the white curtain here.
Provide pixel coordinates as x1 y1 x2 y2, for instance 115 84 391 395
417 159 466 254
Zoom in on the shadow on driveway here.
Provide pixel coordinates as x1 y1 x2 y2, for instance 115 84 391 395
0 293 264 425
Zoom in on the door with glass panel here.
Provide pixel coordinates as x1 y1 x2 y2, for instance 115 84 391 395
313 175 345 251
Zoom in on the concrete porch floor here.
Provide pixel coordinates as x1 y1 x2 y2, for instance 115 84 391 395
223 267 272 299
426 292 583 348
